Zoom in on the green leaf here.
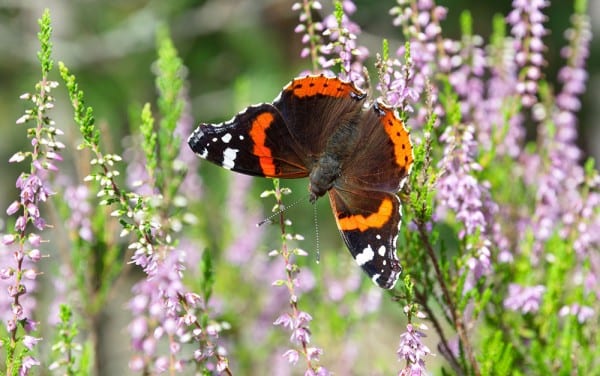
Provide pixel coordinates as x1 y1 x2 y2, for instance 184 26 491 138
478 330 514 376
140 102 158 178
382 38 389 61
200 249 215 304
460 10 473 37
37 9 53 75
155 26 184 189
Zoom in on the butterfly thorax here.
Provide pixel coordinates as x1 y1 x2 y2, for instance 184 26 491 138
308 154 340 202
308 120 359 202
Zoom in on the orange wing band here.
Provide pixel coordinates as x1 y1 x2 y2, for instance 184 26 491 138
249 112 277 176
286 76 362 99
382 110 413 169
336 197 394 232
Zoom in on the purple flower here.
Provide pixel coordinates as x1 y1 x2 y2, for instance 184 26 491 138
2 74 62 375
389 1 448 127
225 174 265 265
559 304 595 324
436 124 493 241
524 10 593 264
174 86 204 198
503 284 545 313
64 184 93 242
267 183 327 375
128 249 187 371
18 356 40 376
293 1 325 64
22 335 42 350
283 349 300 365
463 240 492 292
507 0 549 107
397 324 431 374
376 55 419 114
318 0 368 87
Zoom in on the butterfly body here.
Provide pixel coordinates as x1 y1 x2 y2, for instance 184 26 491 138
188 75 413 289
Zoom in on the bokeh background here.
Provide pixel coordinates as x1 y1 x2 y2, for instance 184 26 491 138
1 0 599 374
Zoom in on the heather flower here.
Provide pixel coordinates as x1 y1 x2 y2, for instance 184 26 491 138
19 356 41 376
448 35 486 119
294 0 367 87
128 249 195 372
265 181 328 375
397 323 431 375
225 174 265 265
559 304 595 324
507 0 549 107
376 51 419 114
293 0 325 65
326 268 360 302
389 0 449 127
22 335 42 350
527 9 592 261
174 86 203 199
463 239 492 292
318 0 368 87
503 284 545 314
63 184 93 242
124 135 155 196
482 28 524 157
1 11 60 375
0 240 37 324
436 123 488 239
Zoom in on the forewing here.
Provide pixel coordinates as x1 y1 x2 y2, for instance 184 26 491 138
188 104 308 178
273 75 367 157
340 101 414 193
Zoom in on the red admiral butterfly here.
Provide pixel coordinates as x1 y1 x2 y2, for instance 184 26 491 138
188 75 413 289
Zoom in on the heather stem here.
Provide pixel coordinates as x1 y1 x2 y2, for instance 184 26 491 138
178 294 233 376
275 184 314 370
415 221 480 376
414 290 462 374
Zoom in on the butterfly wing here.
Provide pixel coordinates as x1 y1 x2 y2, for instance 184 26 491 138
188 75 366 178
340 101 414 192
273 75 367 157
328 188 403 289
188 104 309 178
329 101 414 289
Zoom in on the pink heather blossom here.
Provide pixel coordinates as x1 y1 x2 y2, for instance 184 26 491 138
397 324 431 374
504 284 546 313
559 304 595 324
507 0 549 107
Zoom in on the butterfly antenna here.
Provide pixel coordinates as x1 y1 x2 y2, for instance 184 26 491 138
257 195 308 227
313 201 320 264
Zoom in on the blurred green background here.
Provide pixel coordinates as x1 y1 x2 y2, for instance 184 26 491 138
1 1 599 374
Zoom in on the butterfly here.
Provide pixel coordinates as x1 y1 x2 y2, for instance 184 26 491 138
188 75 413 289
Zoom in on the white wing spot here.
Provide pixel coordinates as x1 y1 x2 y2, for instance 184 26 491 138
212 137 218 142
378 245 386 256
199 148 208 158
239 135 245 140
371 274 381 285
376 234 382 240
222 148 239 170
221 133 233 143
355 245 374 266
